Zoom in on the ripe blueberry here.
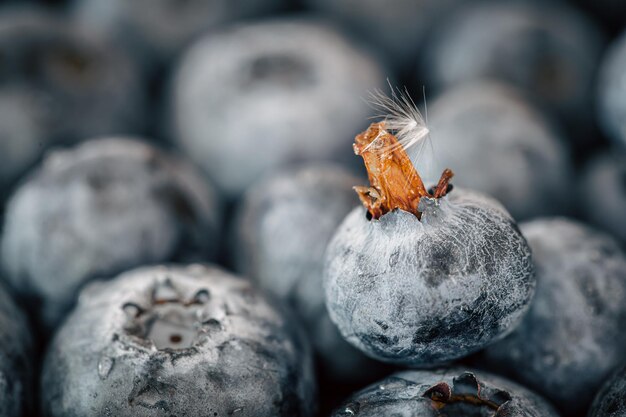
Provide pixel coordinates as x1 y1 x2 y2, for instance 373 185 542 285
1 138 220 329
421 1 605 143
597 28 626 148
234 163 382 381
427 81 572 220
330 368 559 416
476 218 626 416
41 264 316 416
169 19 384 198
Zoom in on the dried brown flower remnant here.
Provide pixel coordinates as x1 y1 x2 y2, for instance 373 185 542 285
353 121 453 220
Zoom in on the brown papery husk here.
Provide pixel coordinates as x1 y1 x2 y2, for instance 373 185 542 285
353 121 453 220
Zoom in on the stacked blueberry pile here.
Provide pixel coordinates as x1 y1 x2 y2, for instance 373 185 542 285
0 0 625 416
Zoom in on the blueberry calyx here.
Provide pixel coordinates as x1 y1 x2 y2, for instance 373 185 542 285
422 372 512 411
122 280 217 351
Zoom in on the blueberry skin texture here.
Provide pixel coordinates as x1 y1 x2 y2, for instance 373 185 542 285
477 218 626 416
331 368 559 417
234 164 381 381
41 264 316 417
581 153 626 243
589 365 626 417
598 30 626 148
428 81 572 220
170 18 385 199
324 188 535 366
1 138 220 329
72 0 284 66
421 1 604 140
0 284 33 417
0 8 145 145
301 0 465 71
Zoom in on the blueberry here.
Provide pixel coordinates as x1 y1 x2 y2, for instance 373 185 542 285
330 368 559 416
0 87 48 200
301 0 464 71
41 264 316 416
589 364 626 417
324 188 535 366
421 1 604 142
427 81 572 220
169 18 385 199
581 153 626 243
1 138 220 329
234 163 383 381
476 218 626 416
0 8 145 145
0 283 33 417
72 0 285 66
597 29 626 148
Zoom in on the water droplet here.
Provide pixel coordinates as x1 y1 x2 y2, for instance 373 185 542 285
344 407 356 415
378 384 385 390
98 356 115 379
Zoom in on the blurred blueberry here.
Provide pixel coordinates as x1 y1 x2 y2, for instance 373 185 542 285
427 81 572 220
0 87 48 200
0 7 146 144
72 0 286 67
597 29 626 149
169 18 385 199
1 138 220 329
589 364 626 417
476 218 626 416
234 163 386 382
421 1 605 143
330 368 559 416
0 283 33 417
41 264 316 417
302 0 466 73
581 152 626 243
324 188 535 366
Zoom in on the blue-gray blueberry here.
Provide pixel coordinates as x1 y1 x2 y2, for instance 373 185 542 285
234 163 382 381
597 29 626 148
72 0 285 66
0 7 145 145
0 283 33 417
41 264 316 417
589 364 626 417
581 152 626 243
477 218 626 416
421 1 604 142
1 138 220 329
330 368 559 416
169 18 385 199
427 81 572 220
301 0 465 72
324 187 535 366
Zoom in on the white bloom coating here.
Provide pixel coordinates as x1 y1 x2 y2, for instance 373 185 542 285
41 264 316 417
324 188 535 366
480 218 626 416
170 18 385 198
427 82 572 220
1 138 220 328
